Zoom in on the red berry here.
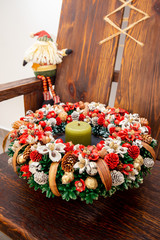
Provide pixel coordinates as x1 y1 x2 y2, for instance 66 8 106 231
96 143 104 150
55 138 63 143
114 120 120 125
39 121 46 128
122 143 131 148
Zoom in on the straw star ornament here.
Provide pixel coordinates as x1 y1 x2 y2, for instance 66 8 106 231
99 0 150 47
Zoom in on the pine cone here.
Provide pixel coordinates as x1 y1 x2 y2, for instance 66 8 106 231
128 146 140 159
140 118 149 126
111 170 124 186
61 152 78 172
12 120 25 129
142 134 152 144
23 145 32 160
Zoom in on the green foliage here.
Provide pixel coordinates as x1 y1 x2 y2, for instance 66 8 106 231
140 147 152 159
92 125 109 138
52 122 67 135
39 154 52 174
150 139 157 148
27 175 54 198
119 153 134 164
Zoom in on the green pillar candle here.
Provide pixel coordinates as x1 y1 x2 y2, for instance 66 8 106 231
65 121 91 146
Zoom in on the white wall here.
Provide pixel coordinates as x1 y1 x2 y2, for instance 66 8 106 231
0 0 62 130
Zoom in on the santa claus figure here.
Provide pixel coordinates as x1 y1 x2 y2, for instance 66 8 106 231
23 30 72 105
23 30 72 77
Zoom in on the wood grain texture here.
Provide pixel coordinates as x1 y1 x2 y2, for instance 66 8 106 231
115 0 160 159
56 0 123 104
0 78 43 102
0 152 160 240
24 91 44 113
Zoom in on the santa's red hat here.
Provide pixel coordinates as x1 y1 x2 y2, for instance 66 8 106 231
30 31 53 42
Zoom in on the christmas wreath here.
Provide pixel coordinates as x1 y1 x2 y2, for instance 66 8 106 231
6 102 157 204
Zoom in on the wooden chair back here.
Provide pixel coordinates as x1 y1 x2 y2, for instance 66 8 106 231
56 0 160 159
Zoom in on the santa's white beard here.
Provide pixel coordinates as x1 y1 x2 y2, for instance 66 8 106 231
24 41 63 65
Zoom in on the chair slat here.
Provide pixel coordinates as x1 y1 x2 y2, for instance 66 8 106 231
115 0 160 158
56 0 123 104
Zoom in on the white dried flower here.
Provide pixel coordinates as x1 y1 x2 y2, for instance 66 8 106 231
71 111 79 121
54 143 66 153
132 139 143 148
29 162 42 174
143 158 154 168
37 145 49 155
26 110 34 115
26 135 38 144
139 126 149 134
105 114 115 122
34 171 48 185
88 102 97 111
84 116 91 124
73 154 89 174
11 140 21 152
111 170 125 186
127 168 138 181
91 117 98 126
19 125 28 134
86 162 98 176
47 118 57 126
103 137 127 157
49 150 62 162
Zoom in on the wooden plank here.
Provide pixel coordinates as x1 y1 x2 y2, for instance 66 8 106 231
24 91 44 113
56 0 123 104
115 0 160 159
0 78 43 102
0 152 160 240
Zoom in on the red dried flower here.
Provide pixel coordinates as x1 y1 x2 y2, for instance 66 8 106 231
128 145 140 159
56 117 62 126
64 106 69 112
104 153 119 169
75 179 85 192
66 115 72 123
30 150 42 162
64 142 74 152
122 164 134 175
35 110 44 120
109 127 116 134
88 152 99 161
79 114 85 121
46 111 56 119
146 126 151 134
20 165 31 179
44 126 52 132
97 117 105 126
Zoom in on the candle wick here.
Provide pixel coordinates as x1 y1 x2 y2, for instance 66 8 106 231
78 123 80 126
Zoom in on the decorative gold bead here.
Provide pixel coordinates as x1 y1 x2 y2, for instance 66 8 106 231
17 154 26 164
62 172 74 184
85 177 98 189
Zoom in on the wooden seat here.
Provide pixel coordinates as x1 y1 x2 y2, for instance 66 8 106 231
0 0 160 239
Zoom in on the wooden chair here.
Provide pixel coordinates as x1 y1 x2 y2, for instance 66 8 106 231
0 1 160 239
